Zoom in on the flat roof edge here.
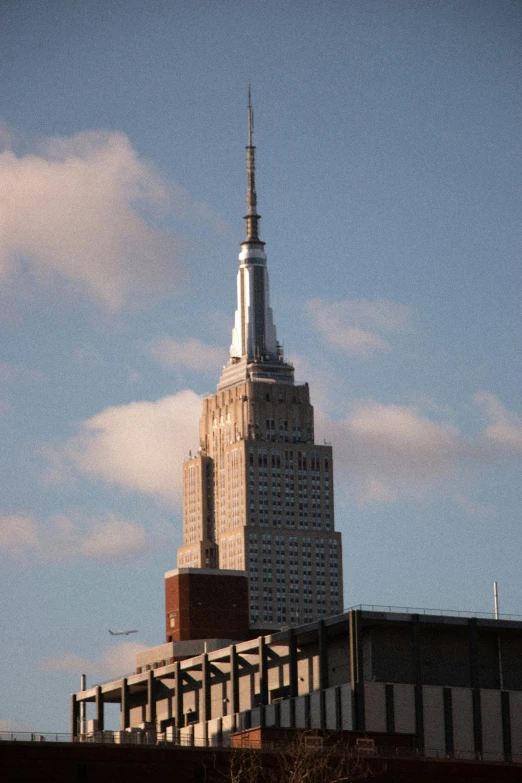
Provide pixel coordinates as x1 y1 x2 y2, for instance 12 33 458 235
164 567 247 579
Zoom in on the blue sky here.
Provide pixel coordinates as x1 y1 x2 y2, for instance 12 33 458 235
1 0 521 732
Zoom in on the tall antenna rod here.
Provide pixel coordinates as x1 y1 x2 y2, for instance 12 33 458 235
493 581 504 689
244 87 263 245
248 85 254 146
80 674 86 735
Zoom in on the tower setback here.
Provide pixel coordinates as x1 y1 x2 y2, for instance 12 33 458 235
177 97 343 631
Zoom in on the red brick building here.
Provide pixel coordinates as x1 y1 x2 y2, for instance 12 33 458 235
164 568 250 643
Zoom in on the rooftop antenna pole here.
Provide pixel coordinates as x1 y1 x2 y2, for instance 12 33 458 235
493 582 504 689
244 85 261 244
248 84 253 147
80 674 86 735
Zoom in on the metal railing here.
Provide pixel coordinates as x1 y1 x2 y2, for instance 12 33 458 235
96 671 137 687
0 730 163 746
0 732 73 743
345 604 522 622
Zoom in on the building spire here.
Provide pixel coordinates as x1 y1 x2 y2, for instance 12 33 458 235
219 93 295 388
248 85 253 147
244 87 263 245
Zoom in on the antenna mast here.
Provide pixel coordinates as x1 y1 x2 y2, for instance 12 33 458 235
244 87 262 244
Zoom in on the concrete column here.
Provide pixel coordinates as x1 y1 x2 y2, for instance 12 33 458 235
501 691 512 761
146 670 156 725
174 661 184 728
258 637 268 728
70 694 79 738
443 687 453 755
318 620 329 690
335 686 342 730
304 694 311 729
80 674 86 735
469 617 483 756
120 677 129 731
349 610 364 731
201 653 210 724
230 645 239 714
318 620 328 729
288 628 298 696
412 614 424 750
288 628 298 728
385 683 395 735
274 700 281 728
95 685 104 731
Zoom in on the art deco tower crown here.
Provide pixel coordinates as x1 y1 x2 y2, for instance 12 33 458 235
219 91 294 391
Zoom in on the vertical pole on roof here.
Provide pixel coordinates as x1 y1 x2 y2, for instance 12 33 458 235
80 675 86 735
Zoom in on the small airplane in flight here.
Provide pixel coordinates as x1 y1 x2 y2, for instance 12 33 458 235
108 629 138 636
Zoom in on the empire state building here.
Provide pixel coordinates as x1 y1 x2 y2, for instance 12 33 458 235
178 97 343 632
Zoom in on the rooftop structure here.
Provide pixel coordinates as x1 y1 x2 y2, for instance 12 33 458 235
72 606 522 763
164 567 250 645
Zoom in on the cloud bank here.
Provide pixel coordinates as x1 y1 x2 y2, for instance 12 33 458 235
0 130 226 311
0 360 44 384
0 512 146 561
45 383 522 514
147 336 226 373
52 390 202 503
306 298 412 357
39 641 147 679
474 391 522 453
316 393 522 505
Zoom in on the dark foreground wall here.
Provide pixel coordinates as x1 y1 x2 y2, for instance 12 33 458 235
2 741 522 783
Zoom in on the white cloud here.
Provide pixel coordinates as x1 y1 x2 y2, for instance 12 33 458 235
52 391 202 503
306 298 412 357
0 512 146 561
147 336 226 373
290 352 348 414
474 391 522 453
53 513 147 558
39 641 147 679
46 384 521 516
316 393 522 507
453 494 495 518
72 345 105 368
356 478 398 506
0 514 39 557
0 131 229 311
317 401 461 489
0 360 44 383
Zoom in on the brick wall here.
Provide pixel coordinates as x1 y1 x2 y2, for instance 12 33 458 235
165 570 250 642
